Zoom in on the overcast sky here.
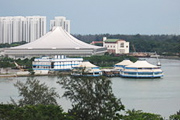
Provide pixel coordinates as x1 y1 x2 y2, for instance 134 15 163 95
0 0 180 35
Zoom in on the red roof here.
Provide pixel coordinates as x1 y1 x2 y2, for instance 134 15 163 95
91 41 103 44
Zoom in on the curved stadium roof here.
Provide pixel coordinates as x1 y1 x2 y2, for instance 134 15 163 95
115 60 133 66
4 27 107 57
125 60 159 68
13 27 102 49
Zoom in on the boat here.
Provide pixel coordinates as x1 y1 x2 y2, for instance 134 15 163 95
71 61 102 77
120 60 163 78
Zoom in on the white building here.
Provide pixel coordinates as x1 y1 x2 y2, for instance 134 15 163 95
4 27 107 58
114 60 133 71
103 37 129 54
120 60 163 78
71 61 102 77
50 16 70 33
32 55 83 75
0 16 46 44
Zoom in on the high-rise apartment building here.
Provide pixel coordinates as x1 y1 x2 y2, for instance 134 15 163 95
0 16 46 44
50 16 70 33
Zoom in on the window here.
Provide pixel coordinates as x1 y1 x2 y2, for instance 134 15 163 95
120 43 124 47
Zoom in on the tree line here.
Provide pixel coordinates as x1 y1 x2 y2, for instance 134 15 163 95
0 57 34 70
73 34 180 55
83 54 137 67
0 55 137 69
0 77 180 120
0 41 27 48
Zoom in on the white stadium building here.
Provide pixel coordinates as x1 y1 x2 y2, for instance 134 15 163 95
4 27 107 58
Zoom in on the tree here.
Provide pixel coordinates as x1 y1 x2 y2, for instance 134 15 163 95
122 109 164 120
0 104 74 120
57 76 125 120
11 78 60 106
169 110 180 120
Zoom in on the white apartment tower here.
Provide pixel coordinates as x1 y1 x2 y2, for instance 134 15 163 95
50 16 70 33
0 16 46 44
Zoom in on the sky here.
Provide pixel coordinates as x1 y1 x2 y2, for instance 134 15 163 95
0 0 180 35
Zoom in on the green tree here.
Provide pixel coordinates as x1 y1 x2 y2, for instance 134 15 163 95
169 110 180 120
11 78 60 106
122 109 164 120
0 104 74 120
83 55 137 67
57 76 125 120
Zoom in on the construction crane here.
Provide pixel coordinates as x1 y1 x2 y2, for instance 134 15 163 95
132 44 136 52
14 61 26 71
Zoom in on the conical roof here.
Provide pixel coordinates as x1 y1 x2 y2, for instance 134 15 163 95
13 27 101 49
126 60 158 68
115 60 133 66
75 61 98 68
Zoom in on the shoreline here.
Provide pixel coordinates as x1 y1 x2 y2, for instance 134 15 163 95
137 56 180 60
0 57 178 78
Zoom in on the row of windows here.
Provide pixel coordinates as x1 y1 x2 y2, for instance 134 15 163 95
33 66 51 69
104 45 116 48
104 44 128 48
124 72 162 75
125 67 161 70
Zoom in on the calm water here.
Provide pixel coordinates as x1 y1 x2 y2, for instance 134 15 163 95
0 58 180 118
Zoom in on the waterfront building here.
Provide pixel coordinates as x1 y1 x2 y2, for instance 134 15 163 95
4 27 107 58
50 16 70 33
103 37 129 54
0 16 46 44
114 60 133 71
90 41 103 46
71 61 102 77
32 55 83 75
101 60 133 77
120 60 163 78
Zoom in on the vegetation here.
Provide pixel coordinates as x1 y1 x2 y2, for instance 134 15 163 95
0 104 73 120
169 110 180 120
123 109 164 120
57 76 125 120
0 55 136 69
0 57 14 68
0 41 27 48
0 77 179 119
11 78 60 106
83 54 138 67
0 57 34 70
74 34 180 55
1 34 179 55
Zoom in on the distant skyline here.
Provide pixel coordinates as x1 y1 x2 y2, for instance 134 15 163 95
0 0 180 35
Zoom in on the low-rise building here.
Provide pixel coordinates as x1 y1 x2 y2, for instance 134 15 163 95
32 55 83 75
103 37 129 54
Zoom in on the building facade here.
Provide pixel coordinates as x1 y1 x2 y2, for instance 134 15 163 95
50 16 70 33
103 37 129 54
0 16 46 44
32 55 83 75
